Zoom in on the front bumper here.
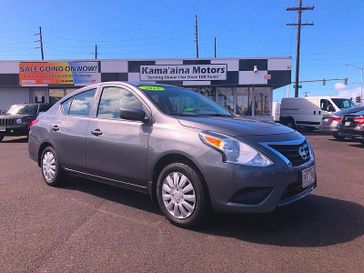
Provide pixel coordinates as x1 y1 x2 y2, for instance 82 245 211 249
200 137 316 213
0 125 29 137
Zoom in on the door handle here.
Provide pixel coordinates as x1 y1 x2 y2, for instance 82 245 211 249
91 129 102 136
51 125 59 131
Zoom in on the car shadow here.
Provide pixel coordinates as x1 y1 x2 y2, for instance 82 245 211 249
200 195 364 247
348 143 364 148
62 176 364 248
64 175 161 215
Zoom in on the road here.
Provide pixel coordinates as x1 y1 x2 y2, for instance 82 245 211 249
0 134 363 273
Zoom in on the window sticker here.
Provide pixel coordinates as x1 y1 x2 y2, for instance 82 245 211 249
139 85 165 91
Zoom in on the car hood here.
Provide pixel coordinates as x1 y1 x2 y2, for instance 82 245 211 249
177 116 296 137
0 114 34 119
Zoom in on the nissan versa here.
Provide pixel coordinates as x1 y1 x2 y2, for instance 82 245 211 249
28 82 316 227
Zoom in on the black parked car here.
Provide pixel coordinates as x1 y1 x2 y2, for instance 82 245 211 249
0 103 51 142
338 109 364 144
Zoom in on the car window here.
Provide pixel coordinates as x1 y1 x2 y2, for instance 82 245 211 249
331 98 355 109
320 99 335 112
61 97 73 114
97 87 144 119
68 89 96 116
139 85 231 117
6 104 38 115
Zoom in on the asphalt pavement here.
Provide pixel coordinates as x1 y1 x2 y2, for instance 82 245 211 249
0 134 363 273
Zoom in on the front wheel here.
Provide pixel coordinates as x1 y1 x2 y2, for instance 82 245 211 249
40 146 67 186
156 162 209 228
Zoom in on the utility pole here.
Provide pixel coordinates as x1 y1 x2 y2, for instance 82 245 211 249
286 0 314 97
194 15 199 58
35 26 45 60
94 44 98 59
214 37 217 58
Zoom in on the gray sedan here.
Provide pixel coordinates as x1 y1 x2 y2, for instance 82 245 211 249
320 105 364 140
28 82 316 227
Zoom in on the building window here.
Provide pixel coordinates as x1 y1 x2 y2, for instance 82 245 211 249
236 87 252 116
217 87 234 113
254 87 271 116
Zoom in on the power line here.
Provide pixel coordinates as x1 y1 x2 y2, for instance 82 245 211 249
286 0 314 97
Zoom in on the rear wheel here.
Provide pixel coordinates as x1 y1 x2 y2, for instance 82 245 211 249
333 133 345 141
156 162 209 228
40 146 67 186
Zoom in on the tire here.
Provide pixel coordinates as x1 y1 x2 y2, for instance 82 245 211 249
286 118 296 129
156 162 209 228
40 146 67 186
333 133 345 141
0 136 3 142
360 140 364 145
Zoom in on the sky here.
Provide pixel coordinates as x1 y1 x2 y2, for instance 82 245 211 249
0 0 363 102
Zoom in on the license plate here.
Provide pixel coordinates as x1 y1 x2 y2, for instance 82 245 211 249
345 121 351 126
302 166 315 188
0 126 5 132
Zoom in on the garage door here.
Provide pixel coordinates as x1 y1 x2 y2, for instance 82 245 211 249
0 88 30 113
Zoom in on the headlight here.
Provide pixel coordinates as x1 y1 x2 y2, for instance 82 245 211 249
199 131 273 167
16 118 22 124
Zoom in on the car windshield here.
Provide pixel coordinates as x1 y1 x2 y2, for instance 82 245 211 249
6 104 38 115
331 98 355 110
139 85 232 117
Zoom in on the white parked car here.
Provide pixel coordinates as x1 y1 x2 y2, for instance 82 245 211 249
280 96 355 130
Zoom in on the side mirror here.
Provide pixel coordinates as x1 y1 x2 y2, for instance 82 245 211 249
120 108 148 122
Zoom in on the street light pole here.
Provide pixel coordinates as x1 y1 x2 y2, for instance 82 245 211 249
346 64 364 103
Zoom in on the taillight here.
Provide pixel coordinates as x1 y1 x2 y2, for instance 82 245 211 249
329 116 342 121
29 118 39 128
354 117 364 124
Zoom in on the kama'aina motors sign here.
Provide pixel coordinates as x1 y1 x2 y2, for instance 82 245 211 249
140 64 227 81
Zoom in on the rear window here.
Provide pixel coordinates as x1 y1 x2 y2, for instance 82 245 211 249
68 89 96 116
61 97 73 114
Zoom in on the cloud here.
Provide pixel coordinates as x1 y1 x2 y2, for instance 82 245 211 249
335 83 361 99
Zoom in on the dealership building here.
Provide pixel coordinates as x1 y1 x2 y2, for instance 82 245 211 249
0 57 291 120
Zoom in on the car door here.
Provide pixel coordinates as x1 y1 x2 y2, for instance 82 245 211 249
50 89 96 172
86 86 151 187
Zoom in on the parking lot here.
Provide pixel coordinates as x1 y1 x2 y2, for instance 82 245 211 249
0 134 363 273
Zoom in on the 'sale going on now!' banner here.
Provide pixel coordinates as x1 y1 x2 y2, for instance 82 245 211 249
19 61 100 86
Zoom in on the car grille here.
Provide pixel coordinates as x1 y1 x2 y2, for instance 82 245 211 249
280 181 316 201
269 141 311 167
0 118 16 126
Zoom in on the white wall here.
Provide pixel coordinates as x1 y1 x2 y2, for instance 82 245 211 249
0 88 30 112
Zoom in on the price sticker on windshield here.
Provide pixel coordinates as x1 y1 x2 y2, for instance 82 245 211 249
139 85 165 91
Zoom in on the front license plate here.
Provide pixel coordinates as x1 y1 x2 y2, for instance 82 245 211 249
345 121 351 126
0 126 5 132
302 166 315 188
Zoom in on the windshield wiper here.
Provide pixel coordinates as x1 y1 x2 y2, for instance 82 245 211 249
193 113 232 117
